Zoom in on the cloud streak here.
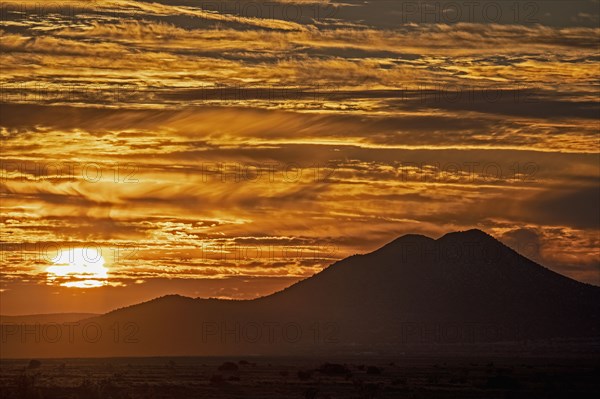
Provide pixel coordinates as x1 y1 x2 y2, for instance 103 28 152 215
1 0 598 313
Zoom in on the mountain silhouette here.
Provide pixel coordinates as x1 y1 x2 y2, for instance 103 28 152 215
0 313 98 324
2 229 599 358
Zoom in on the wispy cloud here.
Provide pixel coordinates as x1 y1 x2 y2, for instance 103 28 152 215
1 0 598 313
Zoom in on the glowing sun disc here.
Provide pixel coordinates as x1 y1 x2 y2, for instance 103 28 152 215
47 247 109 288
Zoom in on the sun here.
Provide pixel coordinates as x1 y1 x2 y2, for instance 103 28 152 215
47 247 109 288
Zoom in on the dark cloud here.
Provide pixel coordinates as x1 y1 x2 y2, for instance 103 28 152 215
527 185 600 230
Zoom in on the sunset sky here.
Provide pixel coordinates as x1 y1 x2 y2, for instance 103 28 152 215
0 0 598 315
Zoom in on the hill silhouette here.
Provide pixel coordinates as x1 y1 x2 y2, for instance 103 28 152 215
0 313 98 324
2 229 599 358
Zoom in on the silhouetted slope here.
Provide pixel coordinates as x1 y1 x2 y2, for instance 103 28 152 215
257 229 599 340
0 313 98 324
2 230 599 358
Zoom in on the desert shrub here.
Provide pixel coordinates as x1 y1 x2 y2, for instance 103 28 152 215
27 360 41 370
317 363 351 377
218 362 239 372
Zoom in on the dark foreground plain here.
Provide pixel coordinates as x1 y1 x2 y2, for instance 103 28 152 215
1 355 599 399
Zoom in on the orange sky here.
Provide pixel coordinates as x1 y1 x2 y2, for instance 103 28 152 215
0 0 599 314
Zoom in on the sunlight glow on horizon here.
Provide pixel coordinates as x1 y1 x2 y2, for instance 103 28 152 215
47 248 109 288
